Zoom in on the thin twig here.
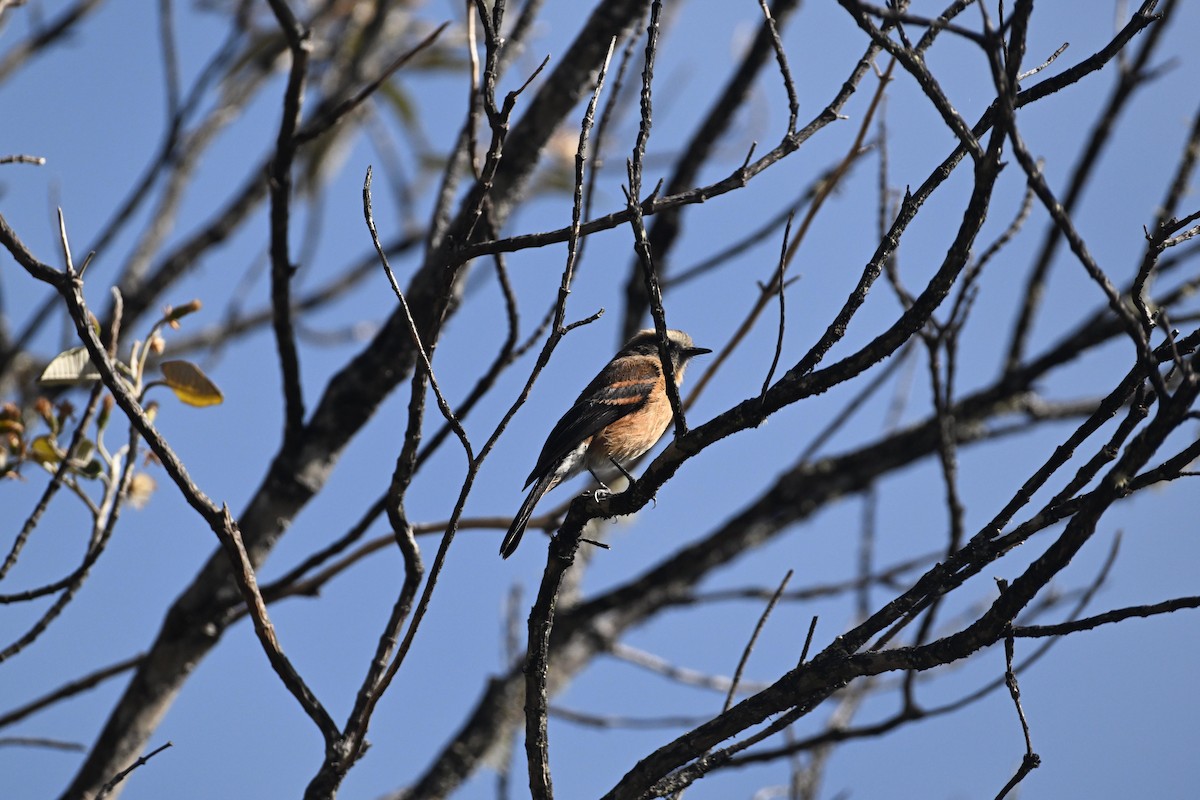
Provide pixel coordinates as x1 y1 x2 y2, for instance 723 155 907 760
215 507 340 743
757 0 799 132
0 154 46 165
724 569 794 712
798 616 819 666
1 385 103 582
1018 42 1069 80
294 22 451 146
994 578 1040 799
0 654 145 729
96 741 173 799
759 215 795 408
263 0 312 448
0 736 85 751
609 642 768 694
1013 595 1200 638
365 167 474 463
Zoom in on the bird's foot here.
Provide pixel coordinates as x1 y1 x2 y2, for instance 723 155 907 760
605 458 655 506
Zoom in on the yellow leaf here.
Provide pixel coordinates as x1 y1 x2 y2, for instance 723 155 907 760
159 361 223 407
30 435 62 464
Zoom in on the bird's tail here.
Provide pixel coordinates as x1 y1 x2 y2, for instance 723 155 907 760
500 473 554 559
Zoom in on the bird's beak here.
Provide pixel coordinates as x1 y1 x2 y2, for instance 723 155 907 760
685 346 712 358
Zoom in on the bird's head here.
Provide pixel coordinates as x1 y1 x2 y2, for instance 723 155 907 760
621 329 712 376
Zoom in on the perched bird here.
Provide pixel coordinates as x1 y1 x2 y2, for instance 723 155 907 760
500 328 711 558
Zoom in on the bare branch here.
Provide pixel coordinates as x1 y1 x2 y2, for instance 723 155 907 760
95 741 173 800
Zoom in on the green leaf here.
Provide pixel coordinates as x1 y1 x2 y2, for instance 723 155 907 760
78 459 105 479
39 347 101 386
68 437 95 464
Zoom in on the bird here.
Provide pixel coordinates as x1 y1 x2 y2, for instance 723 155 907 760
499 328 711 559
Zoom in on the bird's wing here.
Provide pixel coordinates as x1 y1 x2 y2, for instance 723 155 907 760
524 364 659 487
